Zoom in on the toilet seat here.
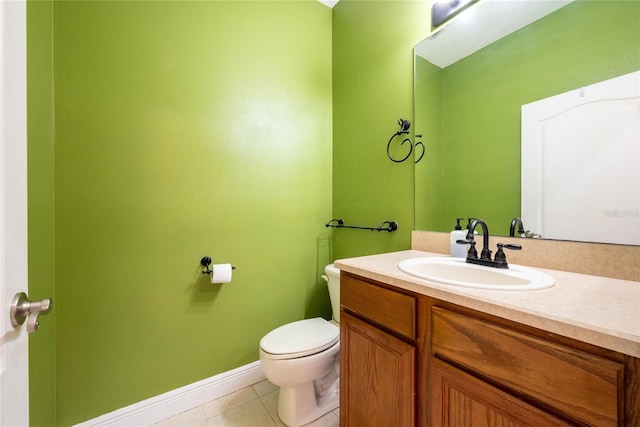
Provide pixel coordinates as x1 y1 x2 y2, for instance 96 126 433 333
260 318 339 360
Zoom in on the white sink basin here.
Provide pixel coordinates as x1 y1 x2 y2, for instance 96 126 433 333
397 257 555 291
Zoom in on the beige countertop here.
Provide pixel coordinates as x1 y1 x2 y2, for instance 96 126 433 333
335 250 640 358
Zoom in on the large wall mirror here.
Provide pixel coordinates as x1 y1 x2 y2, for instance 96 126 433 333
413 0 640 244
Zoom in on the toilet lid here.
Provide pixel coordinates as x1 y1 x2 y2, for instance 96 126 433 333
260 318 339 359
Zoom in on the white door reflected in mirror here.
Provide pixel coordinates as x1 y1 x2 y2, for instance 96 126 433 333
521 71 640 245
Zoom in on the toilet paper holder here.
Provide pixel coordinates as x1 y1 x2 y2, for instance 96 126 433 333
200 256 236 275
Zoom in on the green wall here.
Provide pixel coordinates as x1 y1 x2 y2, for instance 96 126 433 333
28 1 433 423
27 1 56 426
331 0 430 260
50 1 331 424
415 0 640 235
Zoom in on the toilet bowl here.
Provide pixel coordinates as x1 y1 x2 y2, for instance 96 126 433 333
259 264 341 427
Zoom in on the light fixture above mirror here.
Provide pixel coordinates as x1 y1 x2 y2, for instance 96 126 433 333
417 0 574 68
432 0 478 28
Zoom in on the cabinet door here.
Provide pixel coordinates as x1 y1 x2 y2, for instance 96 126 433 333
340 311 415 427
431 307 623 426
429 359 573 427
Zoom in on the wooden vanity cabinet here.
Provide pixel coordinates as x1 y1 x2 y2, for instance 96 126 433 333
340 272 640 427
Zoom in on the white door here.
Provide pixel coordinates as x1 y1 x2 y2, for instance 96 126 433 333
0 0 29 425
522 71 640 245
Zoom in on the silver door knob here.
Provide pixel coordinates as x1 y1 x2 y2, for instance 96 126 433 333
10 292 53 333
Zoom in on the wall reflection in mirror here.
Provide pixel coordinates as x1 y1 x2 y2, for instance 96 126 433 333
413 0 640 245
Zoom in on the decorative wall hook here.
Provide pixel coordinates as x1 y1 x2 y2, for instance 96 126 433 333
397 118 410 134
387 118 413 163
414 134 426 164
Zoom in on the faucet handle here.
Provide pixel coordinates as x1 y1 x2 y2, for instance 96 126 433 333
456 239 478 259
494 243 522 267
500 243 522 251
496 243 522 254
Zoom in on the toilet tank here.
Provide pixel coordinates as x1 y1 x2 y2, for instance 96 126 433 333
323 264 341 323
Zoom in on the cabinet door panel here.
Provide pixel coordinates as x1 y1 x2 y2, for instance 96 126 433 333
340 311 414 427
430 359 573 427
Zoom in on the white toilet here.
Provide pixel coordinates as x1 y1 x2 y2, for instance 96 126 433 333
259 264 341 427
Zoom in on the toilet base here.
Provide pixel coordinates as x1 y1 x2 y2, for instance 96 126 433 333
277 375 339 427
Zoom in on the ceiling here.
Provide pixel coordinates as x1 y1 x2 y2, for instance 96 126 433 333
318 0 339 8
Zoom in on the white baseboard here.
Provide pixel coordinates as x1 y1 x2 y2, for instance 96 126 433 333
74 361 266 427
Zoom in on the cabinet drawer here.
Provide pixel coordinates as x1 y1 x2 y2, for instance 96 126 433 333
341 273 416 340
432 307 624 427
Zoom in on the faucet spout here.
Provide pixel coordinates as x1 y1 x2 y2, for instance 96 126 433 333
467 218 492 260
509 217 525 237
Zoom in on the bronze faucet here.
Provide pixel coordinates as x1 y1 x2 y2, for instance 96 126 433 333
457 218 522 269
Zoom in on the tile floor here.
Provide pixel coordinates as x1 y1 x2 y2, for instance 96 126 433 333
151 380 339 427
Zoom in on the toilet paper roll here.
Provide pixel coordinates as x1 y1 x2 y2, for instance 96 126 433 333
211 263 233 284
